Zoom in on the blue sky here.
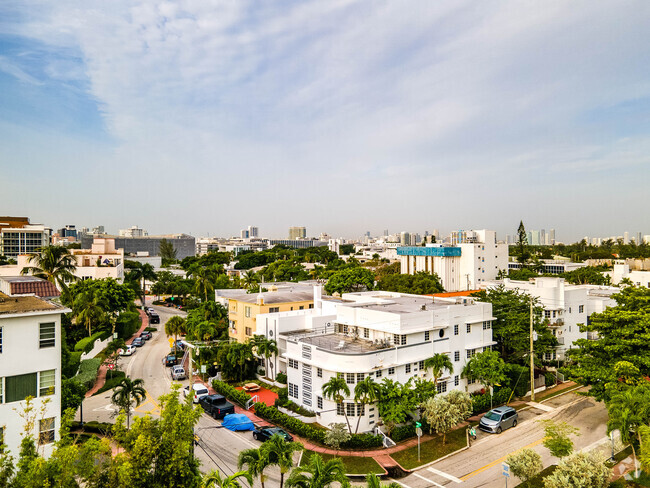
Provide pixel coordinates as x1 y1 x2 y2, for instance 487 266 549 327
1 1 649 241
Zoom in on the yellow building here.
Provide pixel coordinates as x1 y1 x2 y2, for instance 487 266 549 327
217 287 314 343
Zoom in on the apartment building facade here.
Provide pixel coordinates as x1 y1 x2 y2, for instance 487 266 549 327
0 217 50 259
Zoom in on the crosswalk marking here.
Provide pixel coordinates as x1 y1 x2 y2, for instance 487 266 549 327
428 467 462 483
413 472 445 487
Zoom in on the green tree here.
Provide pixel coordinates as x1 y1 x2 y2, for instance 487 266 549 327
73 287 108 336
324 423 351 451
165 315 187 351
422 393 471 444
322 376 352 433
515 220 531 266
461 350 506 405
324 267 375 295
188 265 218 302
563 286 650 401
261 433 303 488
111 377 146 429
217 341 256 382
238 447 270 488
639 425 650 473
125 261 157 307
159 238 177 265
539 420 580 458
365 473 401 488
376 379 417 435
20 245 78 290
253 336 279 378
376 272 444 295
353 377 381 434
202 470 252 488
542 451 610 488
286 453 350 488
424 353 454 389
506 448 542 487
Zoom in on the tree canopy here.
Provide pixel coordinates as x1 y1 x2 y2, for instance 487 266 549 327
376 271 444 295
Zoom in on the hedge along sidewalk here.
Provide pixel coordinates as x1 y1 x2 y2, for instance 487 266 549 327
85 309 149 397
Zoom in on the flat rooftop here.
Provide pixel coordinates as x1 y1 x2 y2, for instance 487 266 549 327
287 331 390 353
0 292 61 315
345 293 461 314
222 289 315 304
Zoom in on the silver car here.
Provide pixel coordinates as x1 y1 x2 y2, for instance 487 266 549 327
479 406 518 434
171 365 186 381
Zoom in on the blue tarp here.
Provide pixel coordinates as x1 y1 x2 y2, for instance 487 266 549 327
222 414 255 431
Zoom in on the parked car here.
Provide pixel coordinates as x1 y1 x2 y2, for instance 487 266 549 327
199 394 235 419
118 344 136 356
140 331 152 340
184 384 210 404
479 406 518 434
173 340 186 351
164 354 178 367
252 426 293 442
147 307 155 315
132 337 145 347
171 365 186 380
149 313 160 324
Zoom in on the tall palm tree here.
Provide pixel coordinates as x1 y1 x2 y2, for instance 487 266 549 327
111 377 146 429
242 270 258 291
262 433 303 488
238 447 270 488
20 245 78 290
365 474 401 488
253 336 279 379
202 470 252 488
286 453 350 488
353 377 380 434
322 376 352 433
165 315 187 351
126 262 157 307
424 353 454 389
74 289 108 336
188 265 216 302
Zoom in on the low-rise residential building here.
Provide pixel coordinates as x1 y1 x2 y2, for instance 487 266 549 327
607 263 650 287
216 283 315 343
481 277 617 359
0 285 69 458
256 288 495 433
80 233 196 259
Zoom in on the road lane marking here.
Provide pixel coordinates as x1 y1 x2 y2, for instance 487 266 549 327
413 472 445 487
133 390 161 415
527 401 554 412
388 478 413 488
459 437 546 481
428 467 462 483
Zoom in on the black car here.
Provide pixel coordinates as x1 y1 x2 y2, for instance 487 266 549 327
132 337 145 347
252 426 293 442
149 313 160 324
164 354 178 367
140 331 152 340
199 395 235 419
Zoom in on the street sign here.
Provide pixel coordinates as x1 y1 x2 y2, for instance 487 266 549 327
416 427 423 437
168 337 174 347
502 462 510 477
200 365 207 373
108 364 114 370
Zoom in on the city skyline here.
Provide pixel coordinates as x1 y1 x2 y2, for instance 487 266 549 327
2 2 650 239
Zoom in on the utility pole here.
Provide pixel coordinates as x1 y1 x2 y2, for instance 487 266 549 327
530 296 535 402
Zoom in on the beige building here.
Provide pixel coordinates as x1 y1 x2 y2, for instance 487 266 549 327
288 227 307 240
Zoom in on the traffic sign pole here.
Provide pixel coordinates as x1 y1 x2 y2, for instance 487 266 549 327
416 422 422 462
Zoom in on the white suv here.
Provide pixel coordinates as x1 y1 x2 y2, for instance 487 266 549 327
171 366 186 381
183 384 209 403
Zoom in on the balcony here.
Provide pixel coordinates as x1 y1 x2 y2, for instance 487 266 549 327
587 332 599 341
293 332 393 354
547 319 564 327
555 337 565 345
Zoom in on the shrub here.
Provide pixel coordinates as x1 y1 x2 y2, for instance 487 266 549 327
503 364 530 397
340 432 383 449
211 380 251 407
471 387 513 416
72 358 102 391
63 351 83 378
391 423 417 443
94 371 126 395
74 331 107 354
545 371 557 387
276 372 287 384
71 420 113 436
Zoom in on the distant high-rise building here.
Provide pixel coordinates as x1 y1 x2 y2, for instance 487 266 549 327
412 233 421 246
624 232 630 244
57 225 77 239
400 231 410 246
505 234 512 245
91 225 105 235
119 226 147 237
530 231 540 246
240 229 249 239
0 216 50 258
637 232 642 244
540 229 546 246
365 231 371 238
289 227 306 239
549 229 556 245
248 226 259 238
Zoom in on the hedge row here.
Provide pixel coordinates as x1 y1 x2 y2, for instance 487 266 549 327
72 358 102 391
211 380 251 407
71 420 113 435
471 387 513 416
74 330 112 354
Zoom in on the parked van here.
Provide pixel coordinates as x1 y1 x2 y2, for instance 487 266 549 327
479 406 518 434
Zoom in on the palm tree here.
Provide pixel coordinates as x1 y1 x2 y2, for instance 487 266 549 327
253 336 279 379
111 377 146 429
238 447 270 488
365 474 401 488
242 270 258 291
286 453 350 488
262 433 303 488
424 353 454 389
188 265 216 302
74 289 108 336
20 245 77 290
322 376 352 433
126 262 157 307
165 315 187 351
353 377 380 434
202 470 252 488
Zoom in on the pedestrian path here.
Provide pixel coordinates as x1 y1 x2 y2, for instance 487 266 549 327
526 401 554 412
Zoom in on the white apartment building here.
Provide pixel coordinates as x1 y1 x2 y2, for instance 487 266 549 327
398 230 508 292
482 277 617 359
607 263 650 287
119 226 148 237
256 288 495 433
0 290 69 458
0 222 50 259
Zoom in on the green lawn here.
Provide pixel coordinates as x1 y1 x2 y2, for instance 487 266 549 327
299 450 385 475
391 428 467 470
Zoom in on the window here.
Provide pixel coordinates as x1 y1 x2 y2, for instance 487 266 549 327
309 304 314 309
245 306 251 318
364 328 369 339
317 396 323 409
337 372 344 379
467 377 476 385
467 349 473 359
454 351 460 362
544 310 551 319
405 364 411 374
346 403 356 417
579 305 584 313
482 321 491 330
39 370 55 397
245 327 252 336
289 359 298 369
418 360 424 370
568 307 572 313
269 307 280 313
466 324 471 334
346 373 355 384
454 375 459 386
288 383 298 398
388 367 395 375
375 369 383 378
357 373 364 382
39 417 55 445
299 306 304 310
317 368 322 378
552 311 557 318
5 373 37 403
357 403 365 416
436 382 447 394
454 325 459 336
39 323 55 348
337 403 344 415
424 331 430 341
